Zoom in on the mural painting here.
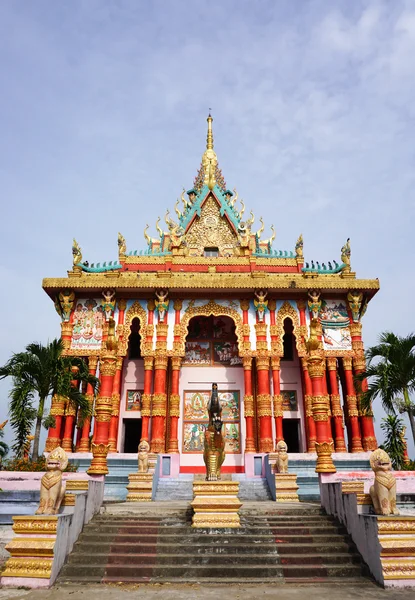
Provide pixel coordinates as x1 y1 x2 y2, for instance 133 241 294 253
126 390 143 412
319 299 352 351
71 299 104 350
281 390 298 411
184 315 241 367
322 327 352 350
183 342 211 365
182 390 240 453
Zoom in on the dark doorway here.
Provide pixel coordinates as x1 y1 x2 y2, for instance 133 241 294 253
282 419 300 453
123 419 142 453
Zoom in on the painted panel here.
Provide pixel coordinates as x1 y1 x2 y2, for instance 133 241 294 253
281 390 298 411
319 299 350 328
322 327 352 350
183 341 211 365
213 342 242 366
126 390 143 412
71 299 104 350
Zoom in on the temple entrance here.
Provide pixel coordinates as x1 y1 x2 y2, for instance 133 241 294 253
283 419 300 453
123 419 142 453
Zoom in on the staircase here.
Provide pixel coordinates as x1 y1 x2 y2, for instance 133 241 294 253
58 504 372 585
154 475 193 501
232 475 272 501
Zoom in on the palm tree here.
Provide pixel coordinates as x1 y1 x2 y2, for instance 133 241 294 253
0 339 99 460
0 421 9 463
380 414 406 470
357 331 415 446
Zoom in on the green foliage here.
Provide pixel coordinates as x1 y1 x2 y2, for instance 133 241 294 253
0 425 8 460
0 338 99 460
1 456 78 472
380 414 406 470
356 331 415 446
401 459 415 471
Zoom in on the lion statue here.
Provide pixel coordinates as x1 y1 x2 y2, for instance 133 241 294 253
36 447 68 515
369 448 399 516
276 440 289 474
137 440 150 473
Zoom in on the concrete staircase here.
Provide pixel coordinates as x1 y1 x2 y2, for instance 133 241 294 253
154 475 194 501
232 475 272 501
58 504 373 585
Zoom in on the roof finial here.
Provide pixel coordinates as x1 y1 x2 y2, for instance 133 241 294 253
206 112 214 151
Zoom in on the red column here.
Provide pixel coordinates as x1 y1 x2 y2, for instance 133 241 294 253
327 357 347 452
141 356 154 442
242 356 256 452
108 357 123 452
343 356 364 452
151 355 168 453
45 395 66 452
61 367 80 453
87 351 116 475
301 358 316 452
78 356 99 452
350 322 377 451
167 357 181 453
271 357 284 445
256 355 273 453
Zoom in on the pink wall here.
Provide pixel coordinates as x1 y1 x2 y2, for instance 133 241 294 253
117 359 145 452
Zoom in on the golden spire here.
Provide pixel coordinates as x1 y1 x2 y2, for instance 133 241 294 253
202 113 218 190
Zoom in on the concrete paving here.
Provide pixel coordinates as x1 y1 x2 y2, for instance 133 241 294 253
0 583 415 600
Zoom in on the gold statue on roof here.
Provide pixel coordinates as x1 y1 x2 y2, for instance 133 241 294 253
341 238 351 271
72 239 82 266
118 232 126 257
295 234 303 259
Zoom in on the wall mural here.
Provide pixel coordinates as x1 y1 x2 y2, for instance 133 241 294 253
71 299 104 350
281 390 298 411
183 316 242 366
126 390 143 412
319 299 352 351
182 390 240 453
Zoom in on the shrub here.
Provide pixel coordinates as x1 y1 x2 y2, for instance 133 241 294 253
1 456 77 472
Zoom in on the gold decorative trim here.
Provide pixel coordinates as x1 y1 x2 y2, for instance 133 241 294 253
2 557 53 579
275 301 306 357
12 516 58 535
66 480 89 491
121 301 148 356
5 538 55 558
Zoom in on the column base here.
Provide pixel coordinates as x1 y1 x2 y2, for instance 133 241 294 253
108 439 118 453
335 438 347 452
126 473 154 502
315 441 336 473
191 481 242 528
259 438 274 453
362 436 377 451
245 438 256 453
307 439 316 452
150 439 165 453
61 440 73 452
87 442 110 475
44 438 61 453
351 438 364 452
77 439 90 452
275 473 299 503
167 440 179 453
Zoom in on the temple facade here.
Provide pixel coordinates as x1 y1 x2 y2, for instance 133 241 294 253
43 115 379 475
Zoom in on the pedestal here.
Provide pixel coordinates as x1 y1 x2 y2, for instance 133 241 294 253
126 473 154 502
191 480 242 528
275 473 299 503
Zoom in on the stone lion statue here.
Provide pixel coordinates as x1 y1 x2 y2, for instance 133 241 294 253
276 440 289 474
369 448 399 516
36 447 68 515
137 440 150 473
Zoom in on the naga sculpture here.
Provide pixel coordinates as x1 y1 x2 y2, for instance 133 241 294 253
36 447 68 515
137 440 150 473
204 383 225 481
369 448 399 516
275 440 289 474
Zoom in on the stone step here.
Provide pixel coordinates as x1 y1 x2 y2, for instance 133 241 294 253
73 541 354 555
58 575 373 585
83 524 346 535
59 562 363 580
68 551 361 566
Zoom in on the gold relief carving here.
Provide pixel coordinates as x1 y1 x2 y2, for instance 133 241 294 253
115 356 123 370
173 324 182 337
307 354 325 379
64 400 77 417
95 413 112 423
382 560 415 579
66 480 89 490
354 355 366 371
43 273 381 292
171 356 182 370
349 322 362 337
330 395 343 417
297 325 308 338
117 298 127 311
256 356 270 370
341 481 364 494
259 437 274 453
273 394 283 417
257 394 272 417
45 438 61 452
169 394 180 417
123 301 147 354
254 321 267 335
380 537 415 556
351 339 364 352
111 393 120 414
50 395 65 416
156 322 168 337
256 340 268 352
2 557 53 579
6 537 56 558
346 395 359 417
342 356 353 370
88 356 99 371
326 357 338 371
269 324 279 337
242 356 252 370
324 349 354 358
363 436 377 451
62 493 76 506
315 441 336 473
180 299 244 357
173 299 183 311
267 299 277 311
154 356 168 370
144 323 155 338
88 442 110 475
378 519 415 533
152 393 167 416
141 393 151 417
99 357 117 377
61 321 73 337
304 395 313 417
150 438 165 453
312 395 330 421
143 356 154 370
12 516 58 535
243 395 254 417
240 299 250 311
242 323 250 336
271 356 281 370
276 301 306 357
243 340 251 352
147 299 155 311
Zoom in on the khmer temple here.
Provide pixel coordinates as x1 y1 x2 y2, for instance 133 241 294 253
42 115 380 476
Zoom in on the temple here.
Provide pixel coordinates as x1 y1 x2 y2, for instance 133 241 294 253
42 115 379 476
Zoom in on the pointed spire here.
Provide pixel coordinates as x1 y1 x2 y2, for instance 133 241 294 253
202 113 218 190
206 113 214 151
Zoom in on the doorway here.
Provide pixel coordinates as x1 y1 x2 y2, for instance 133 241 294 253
282 419 300 453
123 419 142 453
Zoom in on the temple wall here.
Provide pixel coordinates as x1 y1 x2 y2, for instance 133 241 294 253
117 358 145 451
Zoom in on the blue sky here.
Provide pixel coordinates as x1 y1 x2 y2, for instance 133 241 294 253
1 0 414 455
